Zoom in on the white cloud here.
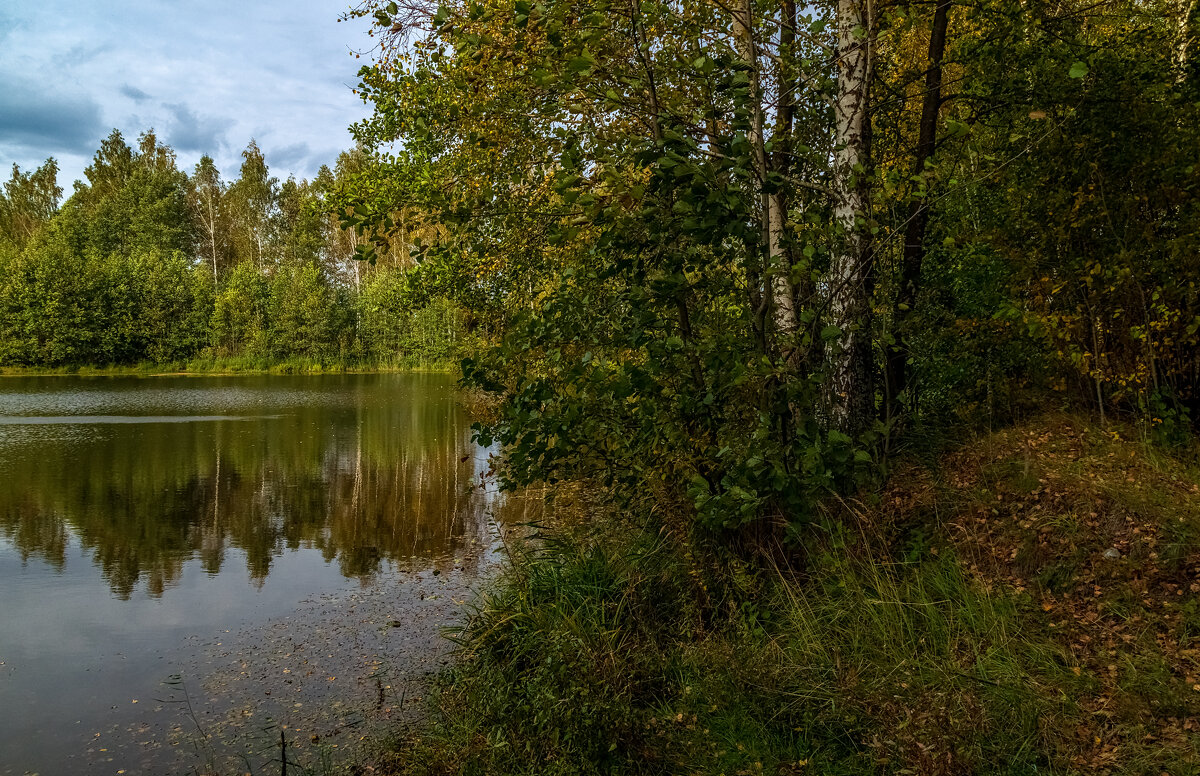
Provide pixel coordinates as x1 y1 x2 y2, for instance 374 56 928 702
0 0 374 187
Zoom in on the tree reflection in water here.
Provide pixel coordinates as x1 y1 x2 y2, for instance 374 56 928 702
0 374 512 598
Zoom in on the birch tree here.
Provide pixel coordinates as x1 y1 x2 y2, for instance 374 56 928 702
188 155 229 284
827 0 876 434
0 160 62 248
227 140 279 270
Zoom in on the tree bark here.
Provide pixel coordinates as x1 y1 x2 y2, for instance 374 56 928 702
1176 0 1198 81
828 0 875 435
207 193 220 284
734 0 798 352
771 0 799 350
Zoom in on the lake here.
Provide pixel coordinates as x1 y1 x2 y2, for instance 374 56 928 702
0 373 523 775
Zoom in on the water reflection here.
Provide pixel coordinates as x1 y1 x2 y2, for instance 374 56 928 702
0 373 492 598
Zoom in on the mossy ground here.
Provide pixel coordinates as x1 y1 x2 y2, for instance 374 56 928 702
368 414 1200 775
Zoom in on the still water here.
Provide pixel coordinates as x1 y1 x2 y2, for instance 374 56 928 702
0 373 513 775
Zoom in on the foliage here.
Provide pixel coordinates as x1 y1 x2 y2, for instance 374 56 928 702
878 0 1200 428
346 0 893 534
358 270 480 365
337 0 1200 538
0 159 61 249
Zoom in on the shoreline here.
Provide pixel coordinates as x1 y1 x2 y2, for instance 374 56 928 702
0 363 460 378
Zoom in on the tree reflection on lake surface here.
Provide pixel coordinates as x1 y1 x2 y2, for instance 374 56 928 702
0 373 490 596
0 373 513 776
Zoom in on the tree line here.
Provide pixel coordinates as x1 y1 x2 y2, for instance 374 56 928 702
0 130 475 368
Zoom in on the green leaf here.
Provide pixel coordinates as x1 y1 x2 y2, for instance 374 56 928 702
1068 61 1089 79
566 53 595 73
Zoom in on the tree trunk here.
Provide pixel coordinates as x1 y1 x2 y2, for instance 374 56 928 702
208 194 220 284
733 0 797 351
884 0 950 423
828 0 875 435
1176 0 1198 80
771 0 799 351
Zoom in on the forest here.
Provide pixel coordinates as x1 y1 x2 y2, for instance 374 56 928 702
4 0 1200 768
0 133 475 370
324 0 1200 771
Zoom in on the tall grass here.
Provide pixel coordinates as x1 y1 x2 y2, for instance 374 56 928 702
370 414 1200 775
773 540 1077 774
374 517 1087 775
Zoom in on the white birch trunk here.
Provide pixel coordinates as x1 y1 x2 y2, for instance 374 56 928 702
828 0 874 433
207 194 219 284
769 193 796 337
733 0 797 342
1176 0 1198 80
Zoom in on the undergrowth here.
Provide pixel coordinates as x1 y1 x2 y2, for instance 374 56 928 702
373 414 1200 775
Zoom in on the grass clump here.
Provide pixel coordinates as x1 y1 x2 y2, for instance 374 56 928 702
382 525 704 775
376 530 1074 774
774 545 1075 774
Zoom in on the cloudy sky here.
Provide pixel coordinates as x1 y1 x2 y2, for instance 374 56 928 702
0 1 376 190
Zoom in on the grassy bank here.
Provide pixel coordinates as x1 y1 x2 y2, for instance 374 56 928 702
372 414 1200 775
0 356 461 377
